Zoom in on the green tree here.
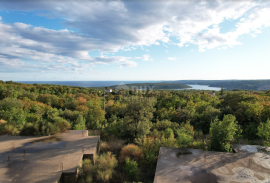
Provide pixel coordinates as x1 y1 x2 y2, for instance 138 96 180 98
74 115 86 130
260 106 270 123
86 102 106 130
0 98 23 111
176 121 194 148
257 119 270 146
65 100 78 110
164 128 174 138
194 106 221 134
122 97 156 141
125 157 139 181
244 123 258 140
210 115 242 152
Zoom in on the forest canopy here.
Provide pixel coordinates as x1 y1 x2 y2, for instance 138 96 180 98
1 80 270 182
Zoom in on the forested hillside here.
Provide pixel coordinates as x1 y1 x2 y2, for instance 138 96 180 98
1 80 270 182
107 82 192 90
171 80 270 90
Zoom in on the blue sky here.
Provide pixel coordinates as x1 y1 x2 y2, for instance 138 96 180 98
0 0 270 81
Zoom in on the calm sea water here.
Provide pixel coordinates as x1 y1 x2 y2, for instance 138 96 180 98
16 81 221 91
180 84 221 91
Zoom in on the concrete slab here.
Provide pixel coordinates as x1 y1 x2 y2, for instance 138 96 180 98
0 130 99 183
154 147 270 183
233 144 270 154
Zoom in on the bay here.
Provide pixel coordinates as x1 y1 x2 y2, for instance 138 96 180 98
16 81 222 91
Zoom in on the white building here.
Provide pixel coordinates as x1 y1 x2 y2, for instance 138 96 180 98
105 89 112 93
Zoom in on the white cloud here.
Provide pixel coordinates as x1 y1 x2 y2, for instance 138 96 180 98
0 20 138 73
168 57 178 61
119 60 138 68
142 55 153 61
90 55 137 67
0 0 270 74
133 54 153 61
2 0 268 53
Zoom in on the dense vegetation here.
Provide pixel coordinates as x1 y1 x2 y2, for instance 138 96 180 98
1 80 270 182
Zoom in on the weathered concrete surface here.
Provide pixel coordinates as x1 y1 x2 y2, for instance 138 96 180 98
0 130 99 183
233 144 270 154
154 147 270 183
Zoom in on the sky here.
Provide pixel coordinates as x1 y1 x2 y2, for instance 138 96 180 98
0 0 270 81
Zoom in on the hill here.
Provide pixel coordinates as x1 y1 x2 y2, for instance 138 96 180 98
94 82 192 90
169 80 270 90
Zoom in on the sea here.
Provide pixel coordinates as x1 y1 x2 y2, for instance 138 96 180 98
16 81 221 91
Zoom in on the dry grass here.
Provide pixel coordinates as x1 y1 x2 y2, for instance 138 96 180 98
95 152 118 182
88 130 100 136
100 139 125 153
0 119 6 124
119 144 142 162
78 152 118 183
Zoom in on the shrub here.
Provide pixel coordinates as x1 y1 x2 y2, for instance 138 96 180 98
99 139 124 153
64 99 78 110
119 144 142 162
94 152 118 182
0 98 23 111
194 106 221 134
148 129 163 139
176 121 194 148
100 142 111 153
152 120 179 131
76 97 87 105
0 124 19 135
164 128 174 138
135 136 159 167
210 114 242 152
37 94 52 105
125 157 139 181
180 121 195 136
76 105 89 113
53 117 71 132
0 119 6 135
59 109 80 122
176 130 193 148
192 139 205 149
194 130 203 139
135 135 177 168
244 123 258 140
26 113 41 123
74 115 86 130
102 117 123 139
20 123 38 135
77 159 94 183
41 121 60 135
257 119 270 146
78 152 118 183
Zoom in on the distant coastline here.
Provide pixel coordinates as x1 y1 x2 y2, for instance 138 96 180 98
15 81 162 88
14 80 270 90
104 82 192 90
